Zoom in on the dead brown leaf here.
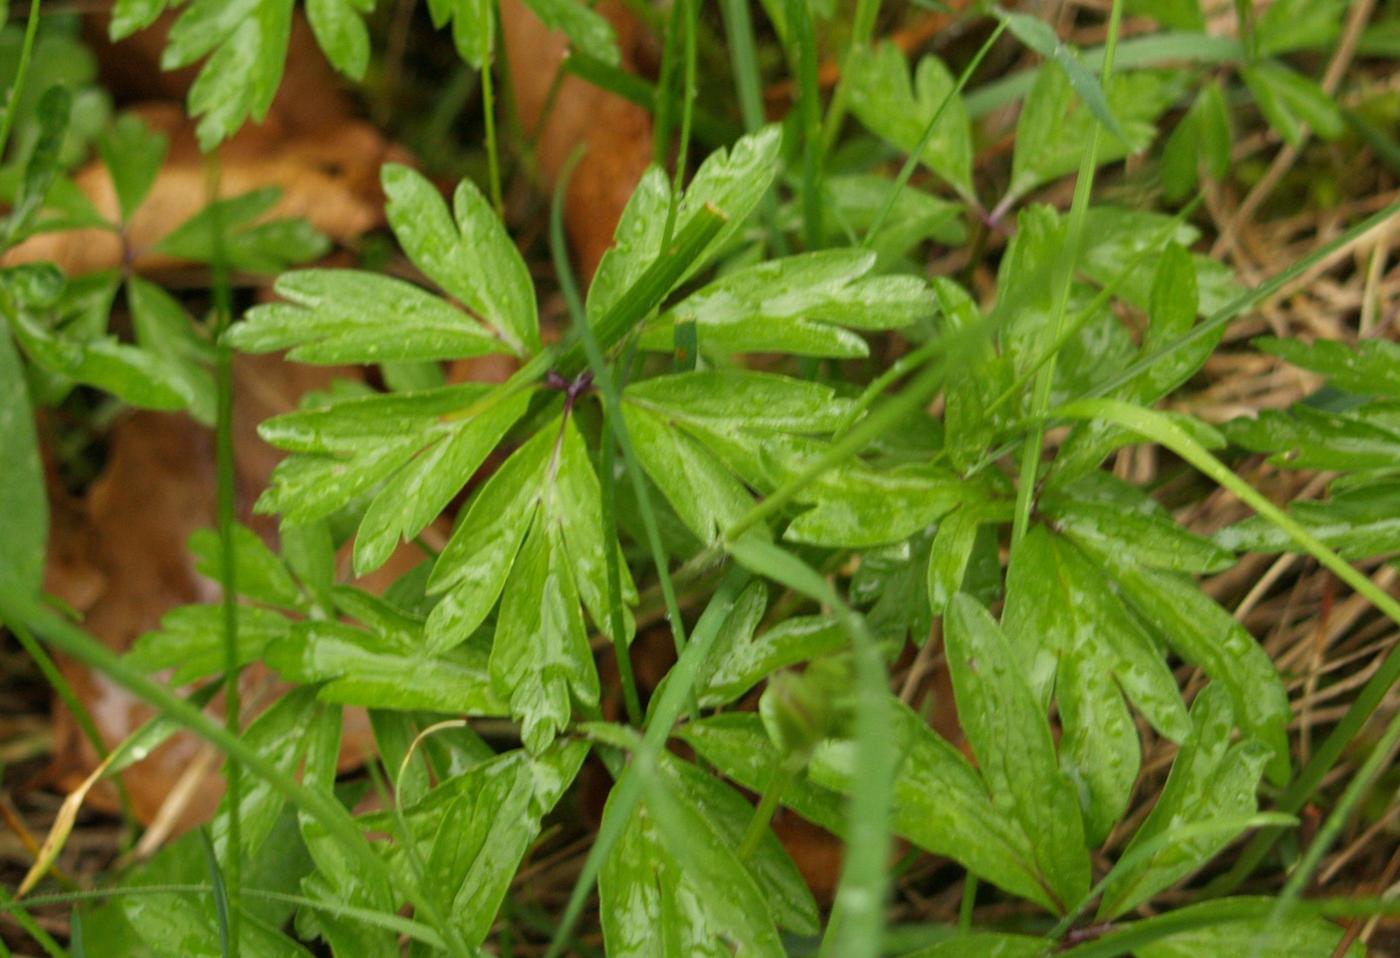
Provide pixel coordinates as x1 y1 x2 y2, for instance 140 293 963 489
502 0 654 279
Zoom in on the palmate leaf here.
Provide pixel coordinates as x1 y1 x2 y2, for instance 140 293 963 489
1069 533 1291 783
111 0 376 149
587 126 783 324
1009 65 1188 197
358 740 588 947
1004 526 1192 844
252 383 530 569
945 595 1091 912
680 703 1066 913
638 249 936 359
234 164 532 361
599 753 816 957
423 415 636 751
846 42 975 200
1215 481 1400 561
619 369 856 543
1097 685 1271 919
295 704 399 958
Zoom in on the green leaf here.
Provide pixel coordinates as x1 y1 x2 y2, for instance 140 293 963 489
266 618 508 713
426 0 493 66
1131 901 1360 958
587 126 784 322
682 703 1064 912
702 613 847 708
295 704 400 958
212 688 320 861
360 742 587 946
305 0 373 79
1072 539 1291 784
599 755 791 956
9 303 191 411
97 113 168 222
381 163 539 355
805 174 967 264
188 523 305 611
1223 402 1400 471
424 421 554 649
995 10 1127 143
847 43 974 198
490 512 599 753
162 0 296 150
1043 498 1235 574
129 603 293 683
1161 81 1231 201
153 187 330 273
1003 527 1191 843
1010 67 1186 196
900 933 1043 958
0 325 46 598
621 402 760 543
111 0 172 39
352 389 529 575
1125 0 1204 30
1254 334 1400 399
664 755 819 934
252 383 521 526
519 0 619 65
944 594 1091 912
625 369 855 435
785 463 973 549
926 503 1009 617
1 84 71 249
1096 685 1271 919
553 410 638 647
1242 60 1345 147
1255 0 1347 56
127 276 216 424
640 250 934 358
232 269 510 363
1214 483 1400 560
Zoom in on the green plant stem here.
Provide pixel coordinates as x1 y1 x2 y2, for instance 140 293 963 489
962 32 1242 119
7 885 446 948
786 0 823 249
8 620 136 832
1010 0 1124 548
863 18 1006 250
652 0 686 171
0 0 41 162
719 0 765 135
818 0 881 156
482 38 504 216
0 886 65 958
563 52 739 145
716 0 789 256
660 0 698 248
959 874 978 931
203 153 242 958
984 195 1203 420
736 761 796 862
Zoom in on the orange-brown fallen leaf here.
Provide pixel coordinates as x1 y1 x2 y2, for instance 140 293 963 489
502 0 655 279
3 102 404 277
